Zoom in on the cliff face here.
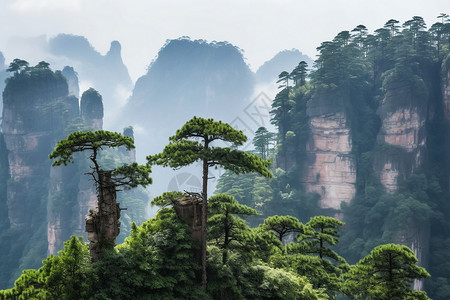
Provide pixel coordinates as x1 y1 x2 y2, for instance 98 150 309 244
302 95 356 212
45 72 81 255
444 61 450 121
0 67 111 287
74 89 104 239
2 70 69 228
372 76 430 287
0 52 7 114
373 80 427 193
444 68 450 190
62 66 80 98
1 68 81 284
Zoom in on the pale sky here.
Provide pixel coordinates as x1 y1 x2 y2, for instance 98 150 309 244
0 0 448 82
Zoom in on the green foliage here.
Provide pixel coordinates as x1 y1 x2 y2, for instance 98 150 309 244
148 116 273 289
291 61 308 86
215 168 322 227
6 58 29 74
287 216 348 298
49 130 134 166
148 117 272 177
207 246 327 300
93 209 207 299
1 236 92 300
3 60 68 105
49 130 152 189
260 215 309 243
343 243 430 299
151 191 184 207
80 88 103 120
208 194 257 263
252 127 276 160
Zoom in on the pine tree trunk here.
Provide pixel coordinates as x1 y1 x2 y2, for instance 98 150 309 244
201 157 208 290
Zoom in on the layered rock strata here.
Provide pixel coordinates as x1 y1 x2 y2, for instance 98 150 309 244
302 95 356 212
374 80 427 193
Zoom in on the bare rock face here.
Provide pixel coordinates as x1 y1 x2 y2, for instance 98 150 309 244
444 70 450 121
46 70 80 255
172 192 202 268
374 80 427 193
62 66 80 99
86 172 121 262
443 69 450 189
75 170 98 237
396 219 430 291
373 78 430 290
301 95 356 212
0 68 85 283
47 166 64 255
2 69 69 229
173 193 202 243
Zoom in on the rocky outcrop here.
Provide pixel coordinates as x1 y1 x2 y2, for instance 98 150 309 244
81 88 103 130
48 35 133 93
48 35 133 128
302 95 356 212
173 192 202 243
372 77 430 292
374 80 427 193
75 88 104 237
2 69 70 228
62 66 80 98
396 218 430 291
45 70 80 255
1 67 82 284
86 172 121 262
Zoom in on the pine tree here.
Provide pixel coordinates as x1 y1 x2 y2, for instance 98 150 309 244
343 243 431 299
147 116 272 289
208 194 257 264
49 130 152 260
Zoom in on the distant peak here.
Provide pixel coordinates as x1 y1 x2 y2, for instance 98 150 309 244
108 41 122 56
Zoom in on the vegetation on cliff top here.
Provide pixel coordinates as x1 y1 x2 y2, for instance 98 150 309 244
2 12 450 299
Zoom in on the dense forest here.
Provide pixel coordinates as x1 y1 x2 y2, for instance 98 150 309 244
2 14 450 299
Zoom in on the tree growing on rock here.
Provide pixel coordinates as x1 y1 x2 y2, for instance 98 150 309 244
6 58 29 74
49 130 152 261
147 116 272 289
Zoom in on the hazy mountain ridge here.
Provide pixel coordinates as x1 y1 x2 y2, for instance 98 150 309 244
0 35 313 289
256 49 314 84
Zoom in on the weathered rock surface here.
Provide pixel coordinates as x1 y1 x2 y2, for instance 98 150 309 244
46 69 81 255
0 68 84 285
443 70 450 121
302 95 356 212
2 70 69 228
374 80 427 193
373 78 430 292
62 66 80 98
86 172 121 262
